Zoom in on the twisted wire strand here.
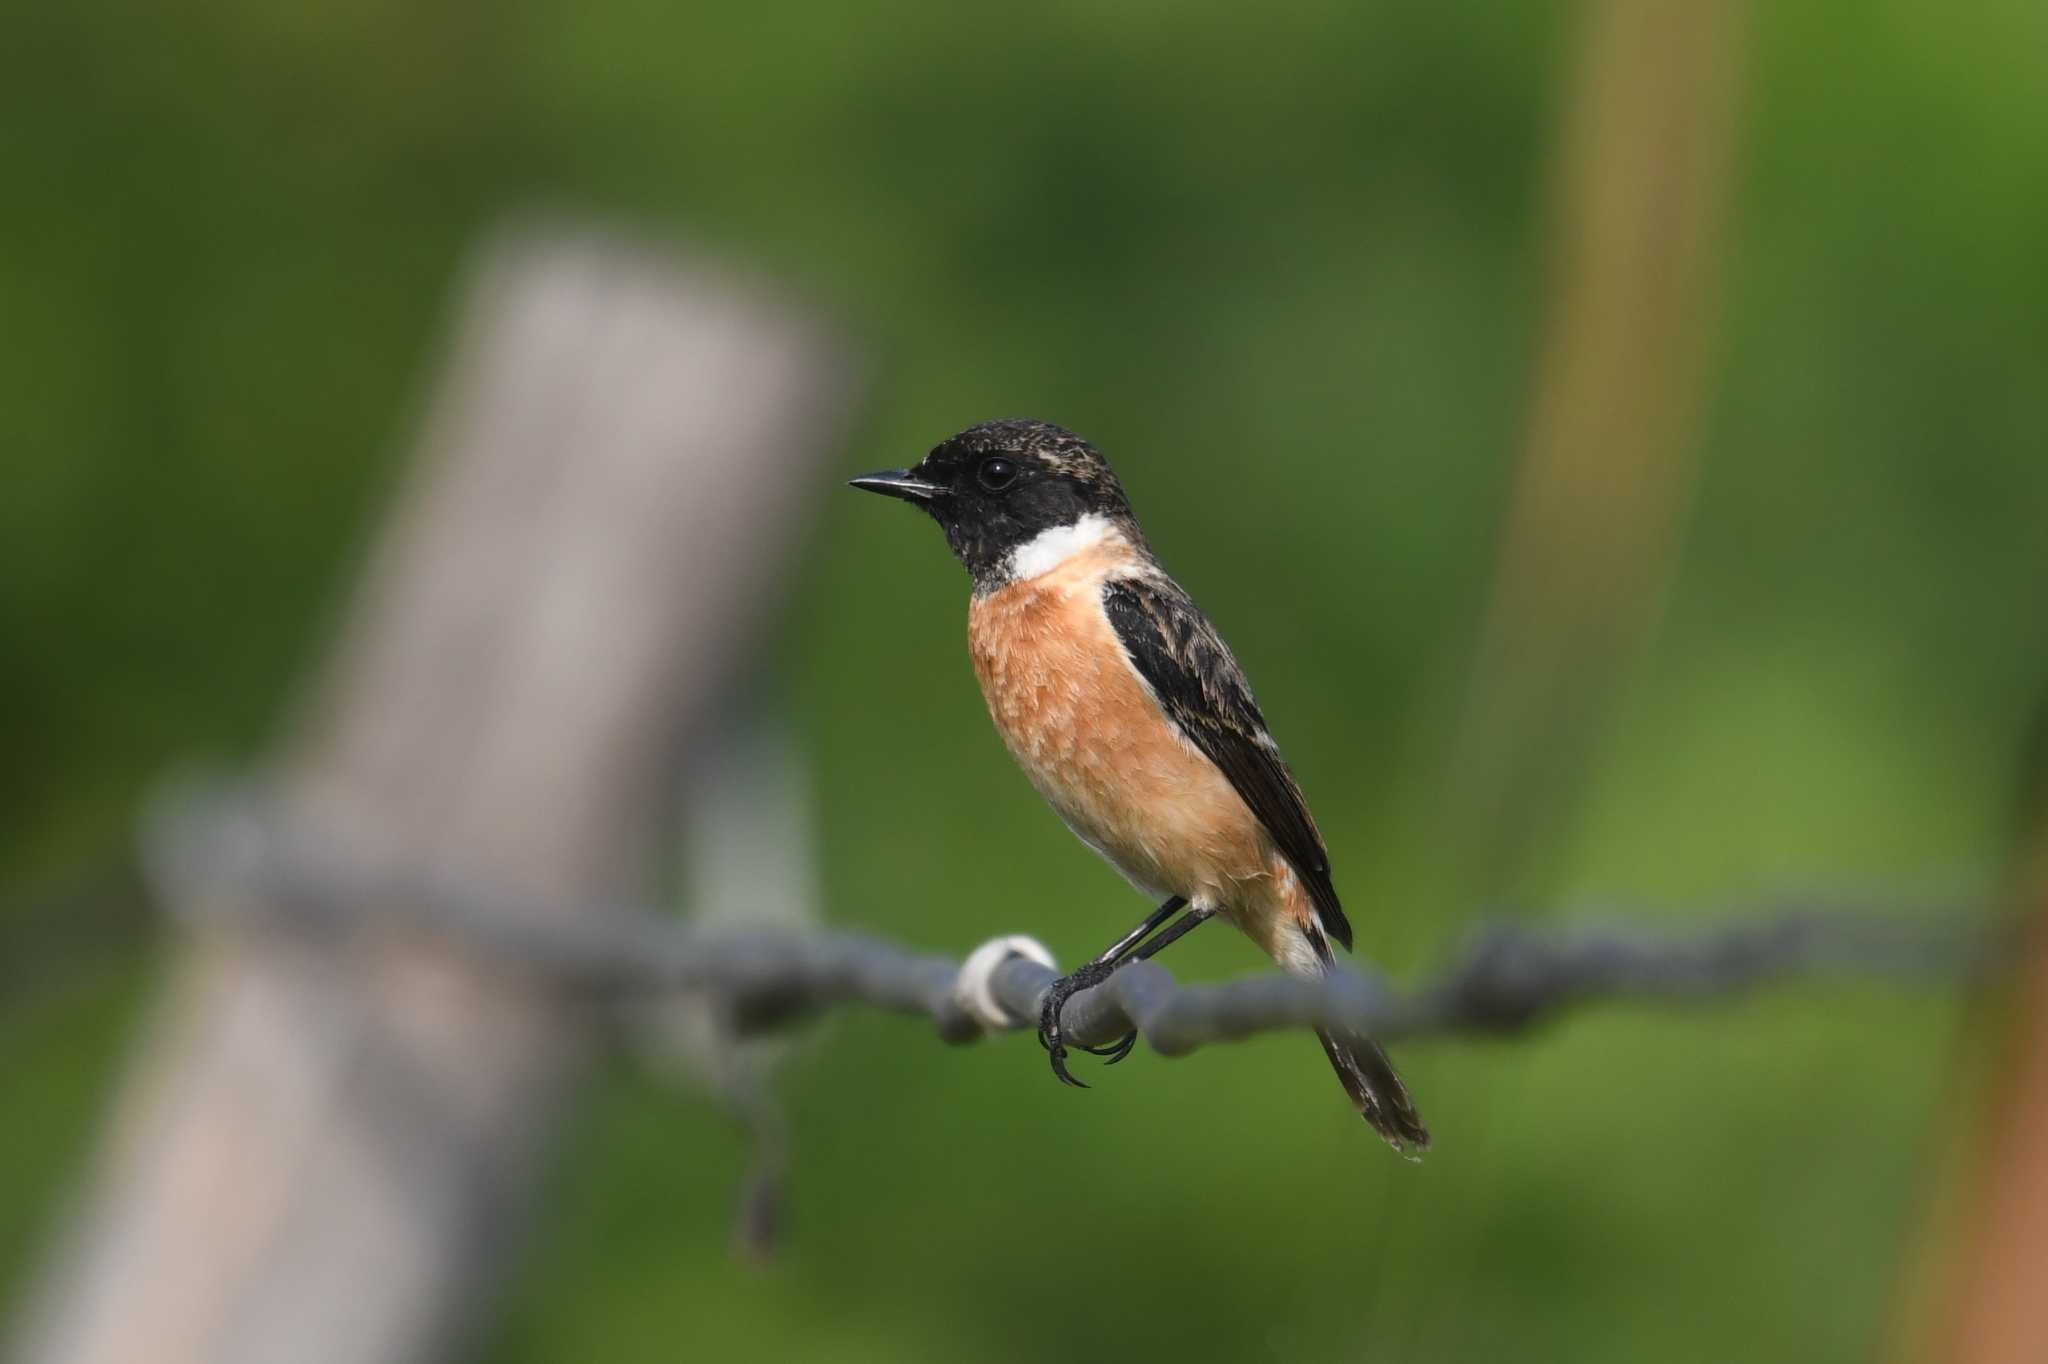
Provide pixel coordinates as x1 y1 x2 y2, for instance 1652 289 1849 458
143 776 2004 1062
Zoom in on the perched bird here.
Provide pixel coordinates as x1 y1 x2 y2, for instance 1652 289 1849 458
850 419 1428 1152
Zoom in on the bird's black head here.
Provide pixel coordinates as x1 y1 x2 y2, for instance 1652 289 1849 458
849 419 1143 591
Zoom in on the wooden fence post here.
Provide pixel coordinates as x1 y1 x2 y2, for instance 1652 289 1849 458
8 222 857 1364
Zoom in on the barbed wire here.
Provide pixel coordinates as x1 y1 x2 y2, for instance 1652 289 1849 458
140 776 2008 1064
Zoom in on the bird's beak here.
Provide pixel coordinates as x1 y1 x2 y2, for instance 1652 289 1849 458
848 468 945 504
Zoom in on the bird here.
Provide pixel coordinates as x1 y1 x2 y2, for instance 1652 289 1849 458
849 418 1428 1152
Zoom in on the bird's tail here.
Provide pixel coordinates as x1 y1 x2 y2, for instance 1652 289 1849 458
1317 1028 1430 1155
1266 869 1430 1153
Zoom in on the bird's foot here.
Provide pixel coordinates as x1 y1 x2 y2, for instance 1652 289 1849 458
1036 960 1123 1088
1074 1030 1139 1064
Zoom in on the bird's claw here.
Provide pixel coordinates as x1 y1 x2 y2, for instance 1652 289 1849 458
1078 1030 1140 1064
1036 962 1122 1088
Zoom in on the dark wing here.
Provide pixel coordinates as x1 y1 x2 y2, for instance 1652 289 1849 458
1101 574 1352 951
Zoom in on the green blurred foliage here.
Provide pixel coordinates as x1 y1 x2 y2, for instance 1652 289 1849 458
4 0 2047 1359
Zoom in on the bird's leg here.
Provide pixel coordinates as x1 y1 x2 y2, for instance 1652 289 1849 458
1064 904 1184 1059
1040 896 1210 1086
1130 903 1216 962
1085 904 1220 1065
1090 896 1189 969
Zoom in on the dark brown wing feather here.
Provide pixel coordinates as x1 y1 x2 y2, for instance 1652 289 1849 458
1100 574 1353 951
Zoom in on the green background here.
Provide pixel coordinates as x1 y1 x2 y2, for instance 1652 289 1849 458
5 1 2046 1360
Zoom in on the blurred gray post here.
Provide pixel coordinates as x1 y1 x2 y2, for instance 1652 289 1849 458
10 223 855 1364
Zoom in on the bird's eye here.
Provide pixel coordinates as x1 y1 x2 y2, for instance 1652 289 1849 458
977 457 1018 492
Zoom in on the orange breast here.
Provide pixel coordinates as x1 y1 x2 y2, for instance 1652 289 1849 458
966 548 1278 916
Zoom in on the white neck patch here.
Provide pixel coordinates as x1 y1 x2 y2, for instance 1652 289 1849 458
1006 512 1119 581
